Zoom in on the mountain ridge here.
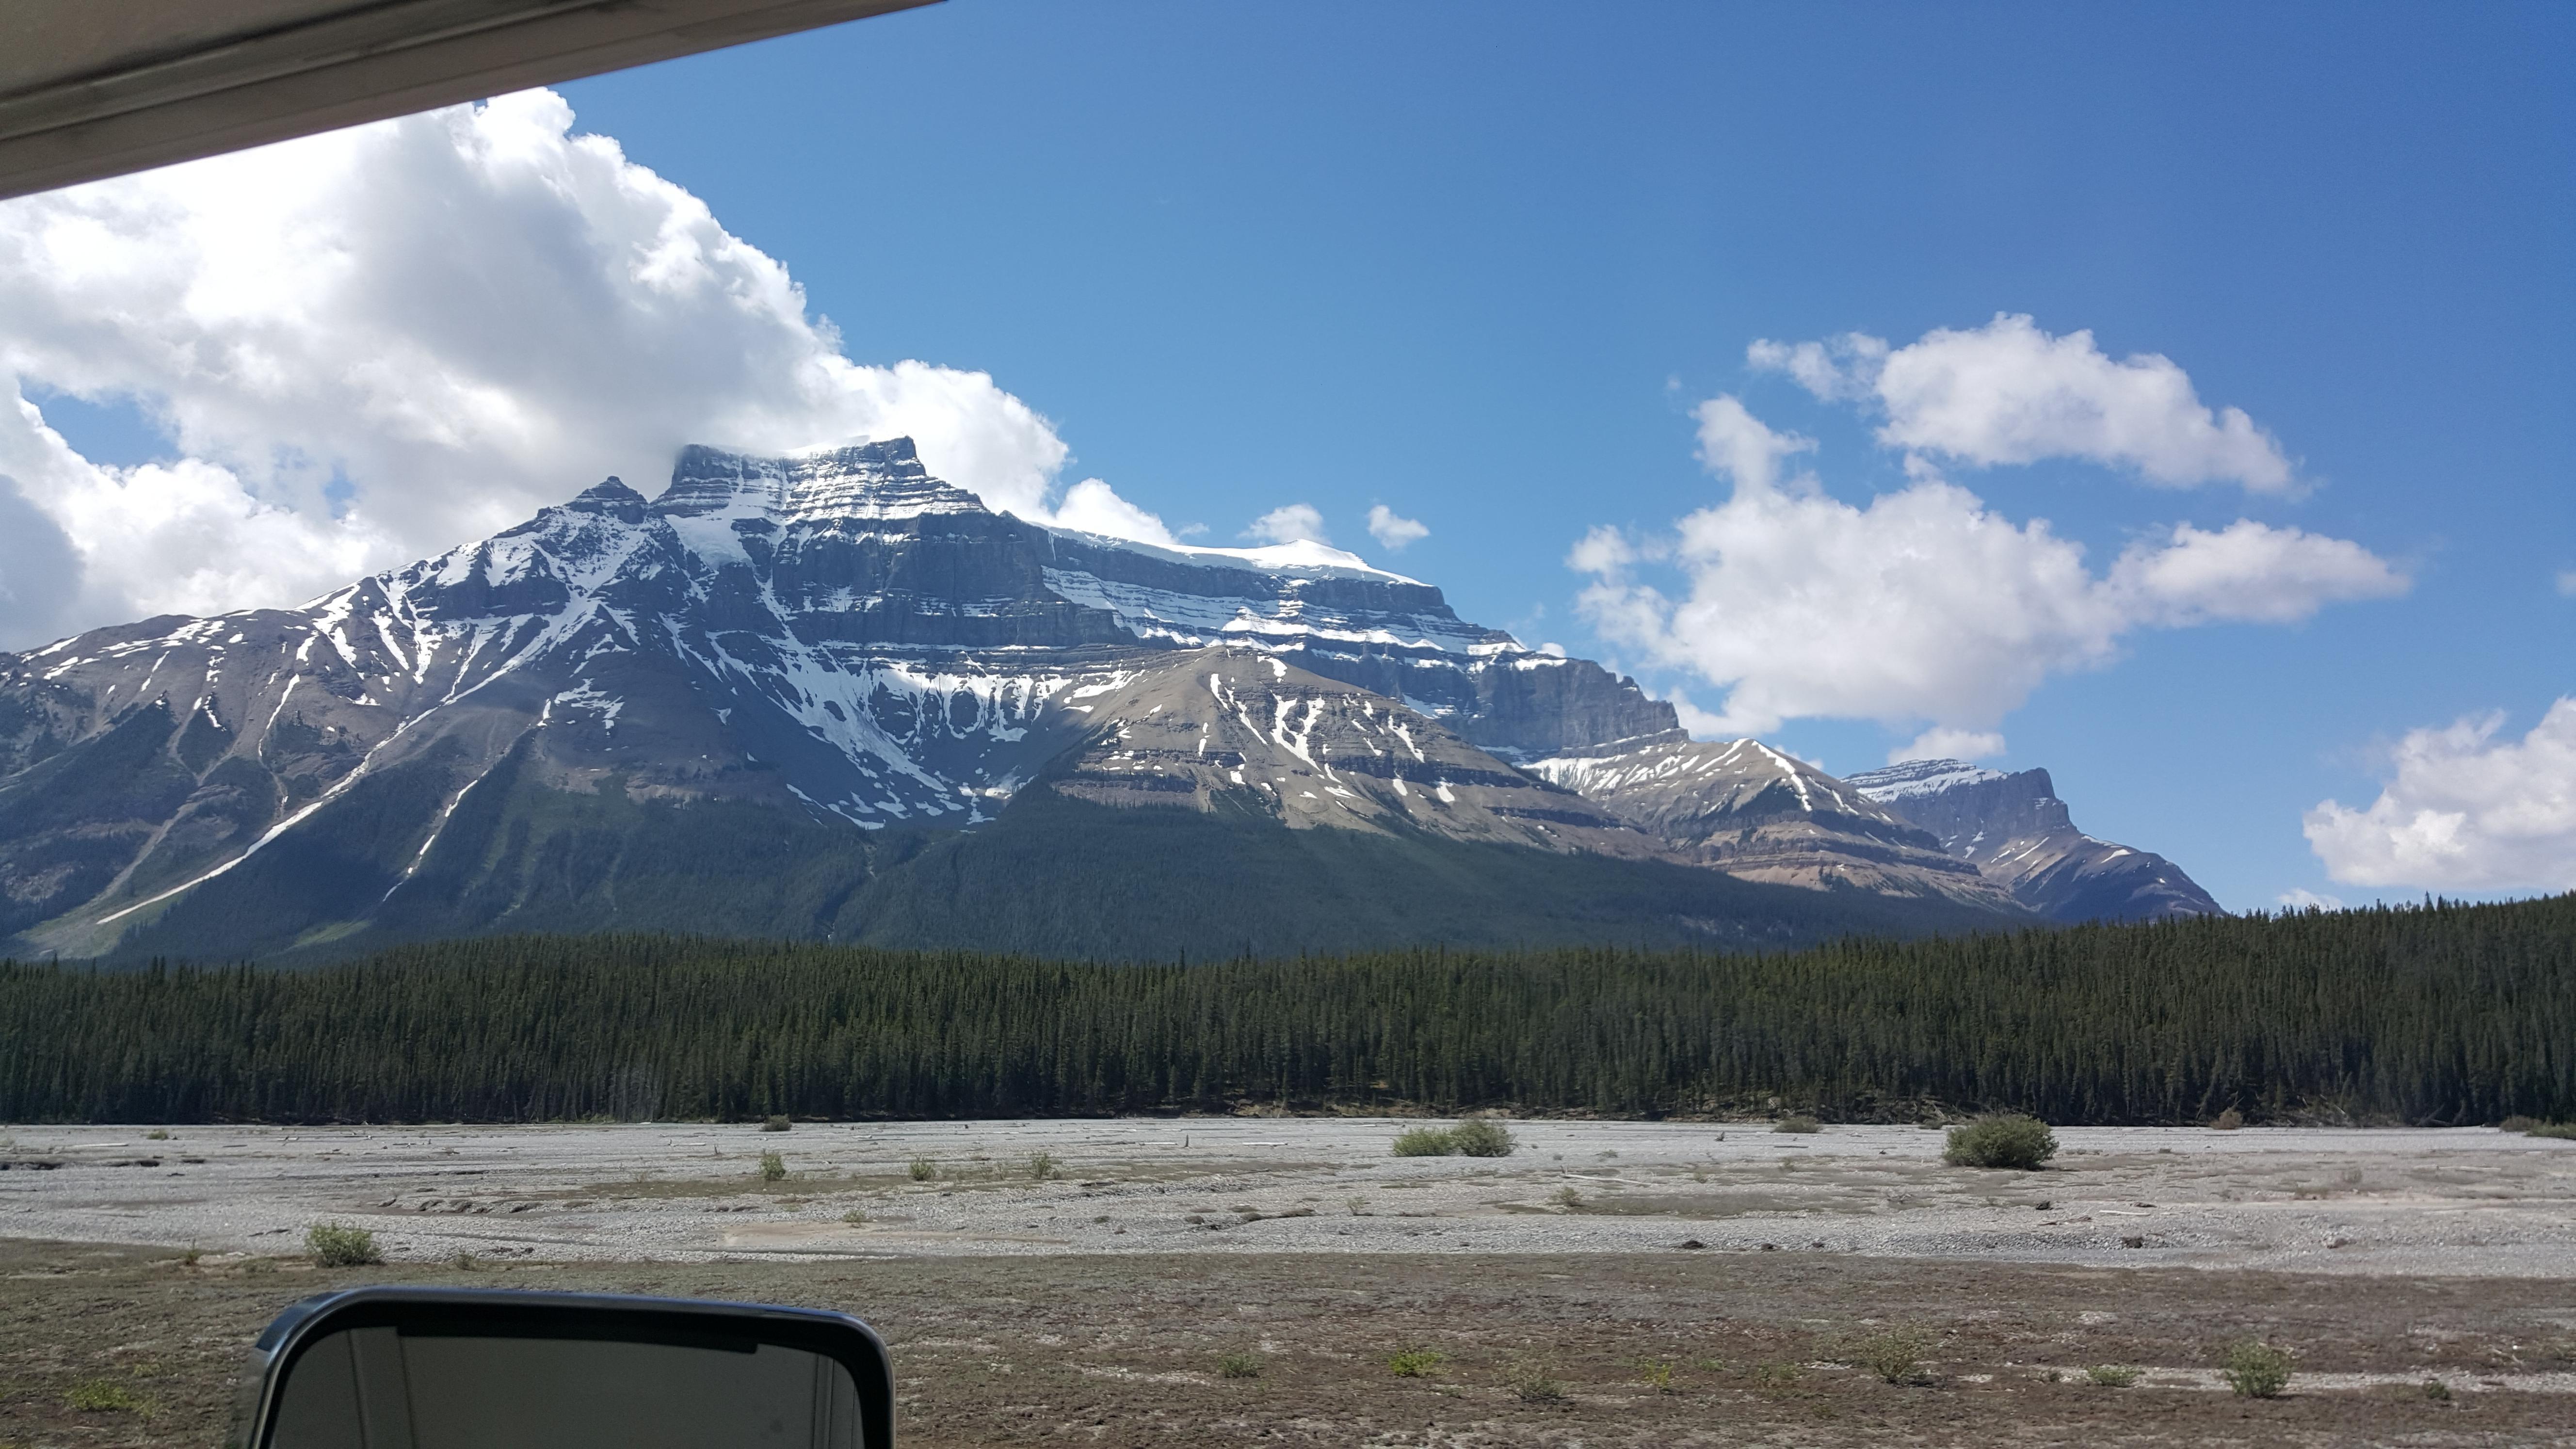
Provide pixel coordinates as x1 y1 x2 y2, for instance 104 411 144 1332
0 438 2203 960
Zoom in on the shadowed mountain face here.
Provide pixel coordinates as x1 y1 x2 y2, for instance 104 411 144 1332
1843 759 2224 922
1 439 2035 961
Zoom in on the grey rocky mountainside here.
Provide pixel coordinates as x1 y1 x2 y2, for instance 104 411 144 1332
1841 758 2222 923
0 440 2185 961
1524 740 2016 911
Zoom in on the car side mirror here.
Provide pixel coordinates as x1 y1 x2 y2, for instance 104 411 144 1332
235 1288 894 1449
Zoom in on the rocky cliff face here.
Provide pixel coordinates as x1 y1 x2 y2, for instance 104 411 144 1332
1844 759 2223 922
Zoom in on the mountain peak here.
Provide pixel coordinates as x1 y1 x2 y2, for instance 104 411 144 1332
653 437 987 522
1846 757 2011 802
562 476 649 521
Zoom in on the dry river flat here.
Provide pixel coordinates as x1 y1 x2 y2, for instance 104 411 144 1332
5 1119 2575 1445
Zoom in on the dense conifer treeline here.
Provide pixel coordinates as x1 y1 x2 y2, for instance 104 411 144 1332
3 895 2569 1125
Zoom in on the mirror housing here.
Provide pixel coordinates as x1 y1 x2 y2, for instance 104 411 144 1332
236 1287 894 1449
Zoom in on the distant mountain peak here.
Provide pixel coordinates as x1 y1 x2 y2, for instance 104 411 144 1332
1845 758 2221 922
1846 757 2011 802
655 437 987 521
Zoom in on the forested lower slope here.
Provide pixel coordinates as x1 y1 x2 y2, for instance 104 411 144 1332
4 895 2569 1125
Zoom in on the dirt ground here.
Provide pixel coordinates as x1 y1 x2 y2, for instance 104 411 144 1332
8 1120 2573 1276
5 1237 2576 1448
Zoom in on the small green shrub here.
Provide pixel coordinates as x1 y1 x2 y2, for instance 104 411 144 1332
907 1156 938 1181
1390 1127 1459 1157
66 1379 142 1413
760 1115 791 1132
1216 1350 1263 1379
757 1151 787 1183
2422 1378 2452 1401
1850 1326 1934 1385
1635 1358 1675 1392
1943 1114 2058 1170
1511 1367 1566 1403
1387 1348 1446 1377
2527 1121 2576 1140
2221 1339 2293 1398
1773 1114 1821 1133
2086 1364 2141 1387
1026 1151 1062 1181
841 1208 868 1225
305 1223 382 1267
2211 1107 2245 1130
144 1128 170 1141
1451 1118 1516 1157
1550 1185 1585 1209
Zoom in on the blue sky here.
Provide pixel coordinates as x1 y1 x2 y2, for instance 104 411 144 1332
5 1 2568 910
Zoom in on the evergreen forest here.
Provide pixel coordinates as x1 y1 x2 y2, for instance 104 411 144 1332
3 894 2569 1126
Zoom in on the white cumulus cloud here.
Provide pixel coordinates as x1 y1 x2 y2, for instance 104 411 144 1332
0 88 1174 649
1892 728 2006 765
1244 503 1329 547
1366 504 1429 551
1751 313 2296 491
2304 699 2576 891
2275 888 2346 912
1572 393 2406 737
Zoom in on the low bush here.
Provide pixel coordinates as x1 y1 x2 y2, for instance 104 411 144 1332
305 1222 382 1267
1390 1127 1460 1157
2086 1365 2141 1387
1849 1327 1933 1385
2422 1378 2452 1401
2221 1339 2294 1398
1451 1117 1518 1157
2211 1107 2245 1130
1635 1358 1675 1392
1510 1367 1566 1403
1386 1348 1446 1377
1773 1114 1821 1134
1027 1151 1062 1181
145 1128 170 1141
907 1156 938 1181
1216 1350 1263 1379
757 1151 786 1183
1943 1114 2058 1170
760 1114 791 1132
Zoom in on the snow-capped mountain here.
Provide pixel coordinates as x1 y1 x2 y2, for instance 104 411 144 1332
13 438 1983 962
1525 739 2015 908
1844 758 2222 922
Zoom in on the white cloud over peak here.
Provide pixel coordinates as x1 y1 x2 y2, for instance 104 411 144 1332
1572 392 2406 737
2304 699 2576 891
1244 503 1329 547
1366 504 1429 551
1750 313 2297 491
0 89 1172 649
1893 728 2006 766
